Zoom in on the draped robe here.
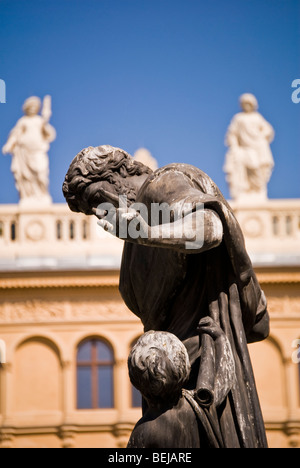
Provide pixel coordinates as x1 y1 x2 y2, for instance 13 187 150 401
119 163 269 448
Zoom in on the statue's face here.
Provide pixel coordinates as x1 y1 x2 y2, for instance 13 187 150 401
24 102 40 116
63 146 152 215
241 101 254 113
84 179 121 210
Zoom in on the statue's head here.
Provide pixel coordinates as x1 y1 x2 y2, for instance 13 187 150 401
23 96 41 116
128 331 191 408
239 93 258 113
62 145 152 215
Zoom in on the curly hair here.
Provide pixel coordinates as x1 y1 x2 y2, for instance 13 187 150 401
128 331 191 407
62 145 153 215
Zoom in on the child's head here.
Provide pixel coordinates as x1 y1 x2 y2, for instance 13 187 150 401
128 330 191 407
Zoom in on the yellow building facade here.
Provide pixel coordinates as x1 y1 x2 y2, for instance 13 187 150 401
0 200 299 448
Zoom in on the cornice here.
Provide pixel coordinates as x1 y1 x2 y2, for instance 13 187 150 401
0 275 119 290
0 270 299 290
256 271 300 284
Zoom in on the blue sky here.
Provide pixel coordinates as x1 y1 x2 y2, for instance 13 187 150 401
0 0 299 203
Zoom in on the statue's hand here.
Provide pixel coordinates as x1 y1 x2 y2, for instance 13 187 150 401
94 206 117 234
117 208 140 222
2 143 10 155
197 316 223 340
97 218 115 233
116 208 149 241
95 206 149 241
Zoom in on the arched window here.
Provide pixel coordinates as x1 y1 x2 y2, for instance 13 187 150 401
77 338 114 409
0 221 4 238
131 381 142 408
130 338 142 408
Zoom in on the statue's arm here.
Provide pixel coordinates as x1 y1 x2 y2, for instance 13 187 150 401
144 209 223 253
244 288 270 343
2 118 23 154
259 114 274 143
96 206 223 254
42 122 56 142
225 116 239 147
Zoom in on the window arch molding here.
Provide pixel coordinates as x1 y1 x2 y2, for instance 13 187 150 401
11 335 63 414
12 333 64 366
265 334 285 364
74 333 117 358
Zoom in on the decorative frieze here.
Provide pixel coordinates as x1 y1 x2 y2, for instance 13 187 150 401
266 296 300 316
0 300 134 323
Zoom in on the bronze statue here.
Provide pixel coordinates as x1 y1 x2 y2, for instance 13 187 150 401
63 145 269 448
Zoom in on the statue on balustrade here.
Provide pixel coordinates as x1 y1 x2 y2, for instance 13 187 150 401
224 93 275 201
63 145 270 448
2 95 56 204
133 147 158 171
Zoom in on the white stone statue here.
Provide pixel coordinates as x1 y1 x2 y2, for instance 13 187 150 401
2 95 56 204
133 147 158 171
224 93 274 202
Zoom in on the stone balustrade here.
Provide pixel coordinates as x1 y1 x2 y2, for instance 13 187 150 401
0 203 124 270
230 199 300 266
0 199 299 270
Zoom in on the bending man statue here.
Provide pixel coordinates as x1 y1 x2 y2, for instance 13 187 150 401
2 95 56 204
63 145 270 448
